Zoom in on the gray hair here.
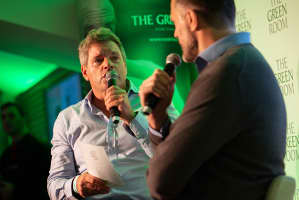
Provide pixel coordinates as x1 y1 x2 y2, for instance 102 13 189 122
78 27 126 66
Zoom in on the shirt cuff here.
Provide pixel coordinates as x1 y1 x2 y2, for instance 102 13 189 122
72 175 80 194
128 111 148 139
64 177 77 199
148 115 171 139
149 127 163 138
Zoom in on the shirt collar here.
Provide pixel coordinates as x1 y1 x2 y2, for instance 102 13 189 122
196 32 251 71
126 79 138 96
84 79 138 115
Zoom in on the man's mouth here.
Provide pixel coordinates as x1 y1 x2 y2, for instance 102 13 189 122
101 73 108 81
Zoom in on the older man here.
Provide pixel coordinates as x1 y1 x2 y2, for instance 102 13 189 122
47 27 177 200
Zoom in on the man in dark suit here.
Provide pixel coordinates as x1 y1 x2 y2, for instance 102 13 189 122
139 0 287 199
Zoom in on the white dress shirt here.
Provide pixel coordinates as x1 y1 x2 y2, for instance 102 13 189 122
47 82 178 200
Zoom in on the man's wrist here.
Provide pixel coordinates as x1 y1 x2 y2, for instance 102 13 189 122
148 114 171 139
147 111 168 130
123 110 138 125
72 175 80 194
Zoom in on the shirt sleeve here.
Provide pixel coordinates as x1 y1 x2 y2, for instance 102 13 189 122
148 103 179 140
167 103 180 123
47 112 79 200
127 104 179 158
127 111 153 158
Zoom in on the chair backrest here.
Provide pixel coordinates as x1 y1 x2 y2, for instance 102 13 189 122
265 175 296 200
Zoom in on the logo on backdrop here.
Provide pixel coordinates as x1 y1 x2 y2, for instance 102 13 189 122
130 14 174 31
128 13 176 43
274 57 295 97
236 9 252 32
285 121 299 162
267 0 288 34
275 57 298 163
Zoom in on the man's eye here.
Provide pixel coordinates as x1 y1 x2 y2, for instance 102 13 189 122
111 56 119 62
95 57 104 64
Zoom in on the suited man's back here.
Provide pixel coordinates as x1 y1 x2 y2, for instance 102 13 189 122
175 43 286 200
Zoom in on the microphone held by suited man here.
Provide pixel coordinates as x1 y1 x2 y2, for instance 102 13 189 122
106 70 121 124
142 53 181 115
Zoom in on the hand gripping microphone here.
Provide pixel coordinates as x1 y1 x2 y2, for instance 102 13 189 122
142 53 182 115
106 70 121 124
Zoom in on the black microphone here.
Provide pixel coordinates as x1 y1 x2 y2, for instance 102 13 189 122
142 53 181 115
106 70 121 124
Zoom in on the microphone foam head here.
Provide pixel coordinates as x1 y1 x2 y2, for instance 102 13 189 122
106 70 119 81
166 53 181 67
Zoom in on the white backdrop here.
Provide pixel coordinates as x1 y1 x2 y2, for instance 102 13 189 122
235 0 299 198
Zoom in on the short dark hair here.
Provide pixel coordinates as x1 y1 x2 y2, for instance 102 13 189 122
174 0 236 28
1 102 24 117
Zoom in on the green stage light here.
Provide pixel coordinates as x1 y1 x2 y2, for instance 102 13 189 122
0 51 57 97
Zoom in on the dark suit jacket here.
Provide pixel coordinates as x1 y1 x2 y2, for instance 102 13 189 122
147 43 286 200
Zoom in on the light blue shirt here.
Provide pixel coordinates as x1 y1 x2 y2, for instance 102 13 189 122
196 32 251 72
47 82 178 200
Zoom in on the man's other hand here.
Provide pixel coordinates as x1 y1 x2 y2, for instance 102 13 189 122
139 69 175 130
76 172 110 198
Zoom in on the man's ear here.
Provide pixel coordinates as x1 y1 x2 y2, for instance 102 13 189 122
81 65 89 81
186 9 201 31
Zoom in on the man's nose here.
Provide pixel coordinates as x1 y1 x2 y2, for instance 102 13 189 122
102 57 113 70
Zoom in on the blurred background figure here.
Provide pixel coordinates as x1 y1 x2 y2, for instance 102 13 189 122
0 102 51 200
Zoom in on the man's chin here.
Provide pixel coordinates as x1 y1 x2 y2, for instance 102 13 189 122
100 79 108 88
182 54 195 63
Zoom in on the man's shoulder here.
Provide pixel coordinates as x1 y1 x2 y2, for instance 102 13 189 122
56 100 85 123
208 43 268 76
191 44 267 90
60 100 84 115
220 44 251 61
224 43 265 64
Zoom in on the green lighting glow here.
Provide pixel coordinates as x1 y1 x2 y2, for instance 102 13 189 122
149 38 177 42
0 51 58 97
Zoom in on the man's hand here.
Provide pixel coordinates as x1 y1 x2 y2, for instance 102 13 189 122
104 86 135 125
139 69 175 130
0 180 14 200
76 172 110 198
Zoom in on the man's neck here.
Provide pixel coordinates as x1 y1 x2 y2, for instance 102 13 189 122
196 28 236 54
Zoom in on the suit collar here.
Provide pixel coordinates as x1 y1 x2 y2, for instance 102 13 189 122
196 32 251 72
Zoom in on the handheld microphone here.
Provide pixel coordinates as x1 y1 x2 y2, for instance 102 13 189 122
106 70 121 124
142 53 181 115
